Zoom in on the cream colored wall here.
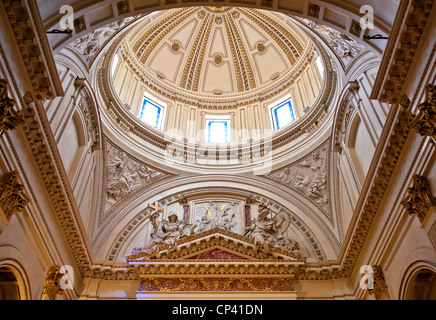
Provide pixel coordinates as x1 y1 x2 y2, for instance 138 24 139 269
111 52 322 143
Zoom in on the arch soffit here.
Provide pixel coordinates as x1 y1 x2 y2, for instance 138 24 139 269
91 175 341 262
42 1 392 55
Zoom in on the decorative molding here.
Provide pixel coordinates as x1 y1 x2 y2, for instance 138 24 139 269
409 84 436 144
368 265 388 300
19 93 92 274
0 170 29 225
266 142 331 220
402 175 436 224
1 0 63 100
41 266 64 300
138 277 295 293
0 78 24 135
371 0 434 103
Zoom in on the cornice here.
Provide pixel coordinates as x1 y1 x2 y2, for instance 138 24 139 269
19 94 93 275
1 0 63 100
371 0 434 103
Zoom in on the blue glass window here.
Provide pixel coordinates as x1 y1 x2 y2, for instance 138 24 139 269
271 99 295 130
205 118 230 143
140 97 164 129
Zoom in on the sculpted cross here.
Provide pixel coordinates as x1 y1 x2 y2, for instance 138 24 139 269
148 201 164 213
148 201 164 234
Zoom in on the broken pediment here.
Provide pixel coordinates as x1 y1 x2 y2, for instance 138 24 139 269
126 227 307 264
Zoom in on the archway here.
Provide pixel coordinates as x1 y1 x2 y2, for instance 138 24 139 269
403 268 436 300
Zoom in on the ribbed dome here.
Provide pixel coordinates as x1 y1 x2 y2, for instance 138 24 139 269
123 6 310 97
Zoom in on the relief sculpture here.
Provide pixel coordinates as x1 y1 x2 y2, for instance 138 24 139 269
268 147 328 208
106 144 165 201
245 203 300 253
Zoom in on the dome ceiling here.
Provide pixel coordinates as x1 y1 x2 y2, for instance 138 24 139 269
124 6 310 97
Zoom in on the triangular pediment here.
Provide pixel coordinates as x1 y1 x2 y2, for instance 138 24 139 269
126 228 307 264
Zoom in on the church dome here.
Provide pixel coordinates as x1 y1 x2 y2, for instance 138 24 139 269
107 6 330 151
122 6 311 98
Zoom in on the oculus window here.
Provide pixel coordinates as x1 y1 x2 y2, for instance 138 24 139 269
270 98 296 131
139 95 165 130
205 115 231 143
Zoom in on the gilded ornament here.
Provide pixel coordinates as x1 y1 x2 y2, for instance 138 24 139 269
171 42 180 52
368 265 388 300
257 42 266 53
0 171 29 225
402 175 436 224
214 54 223 65
139 277 294 292
409 84 436 144
41 266 64 300
0 79 24 135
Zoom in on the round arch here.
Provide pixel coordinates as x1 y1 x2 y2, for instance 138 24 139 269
0 259 31 300
92 175 341 263
399 261 436 300
41 0 394 55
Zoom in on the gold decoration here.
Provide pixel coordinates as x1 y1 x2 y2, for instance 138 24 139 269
368 265 388 300
171 42 180 52
257 42 266 53
139 277 294 292
0 79 24 135
402 175 436 224
41 266 64 300
0 171 29 225
214 54 223 65
409 84 436 144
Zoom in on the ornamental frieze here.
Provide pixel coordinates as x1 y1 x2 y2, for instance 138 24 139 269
138 277 295 293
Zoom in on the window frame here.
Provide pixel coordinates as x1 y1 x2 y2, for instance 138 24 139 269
269 95 296 131
139 93 166 130
204 115 231 143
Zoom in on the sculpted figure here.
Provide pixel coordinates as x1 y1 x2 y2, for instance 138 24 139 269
195 208 216 233
244 204 284 247
132 212 196 258
245 204 301 254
